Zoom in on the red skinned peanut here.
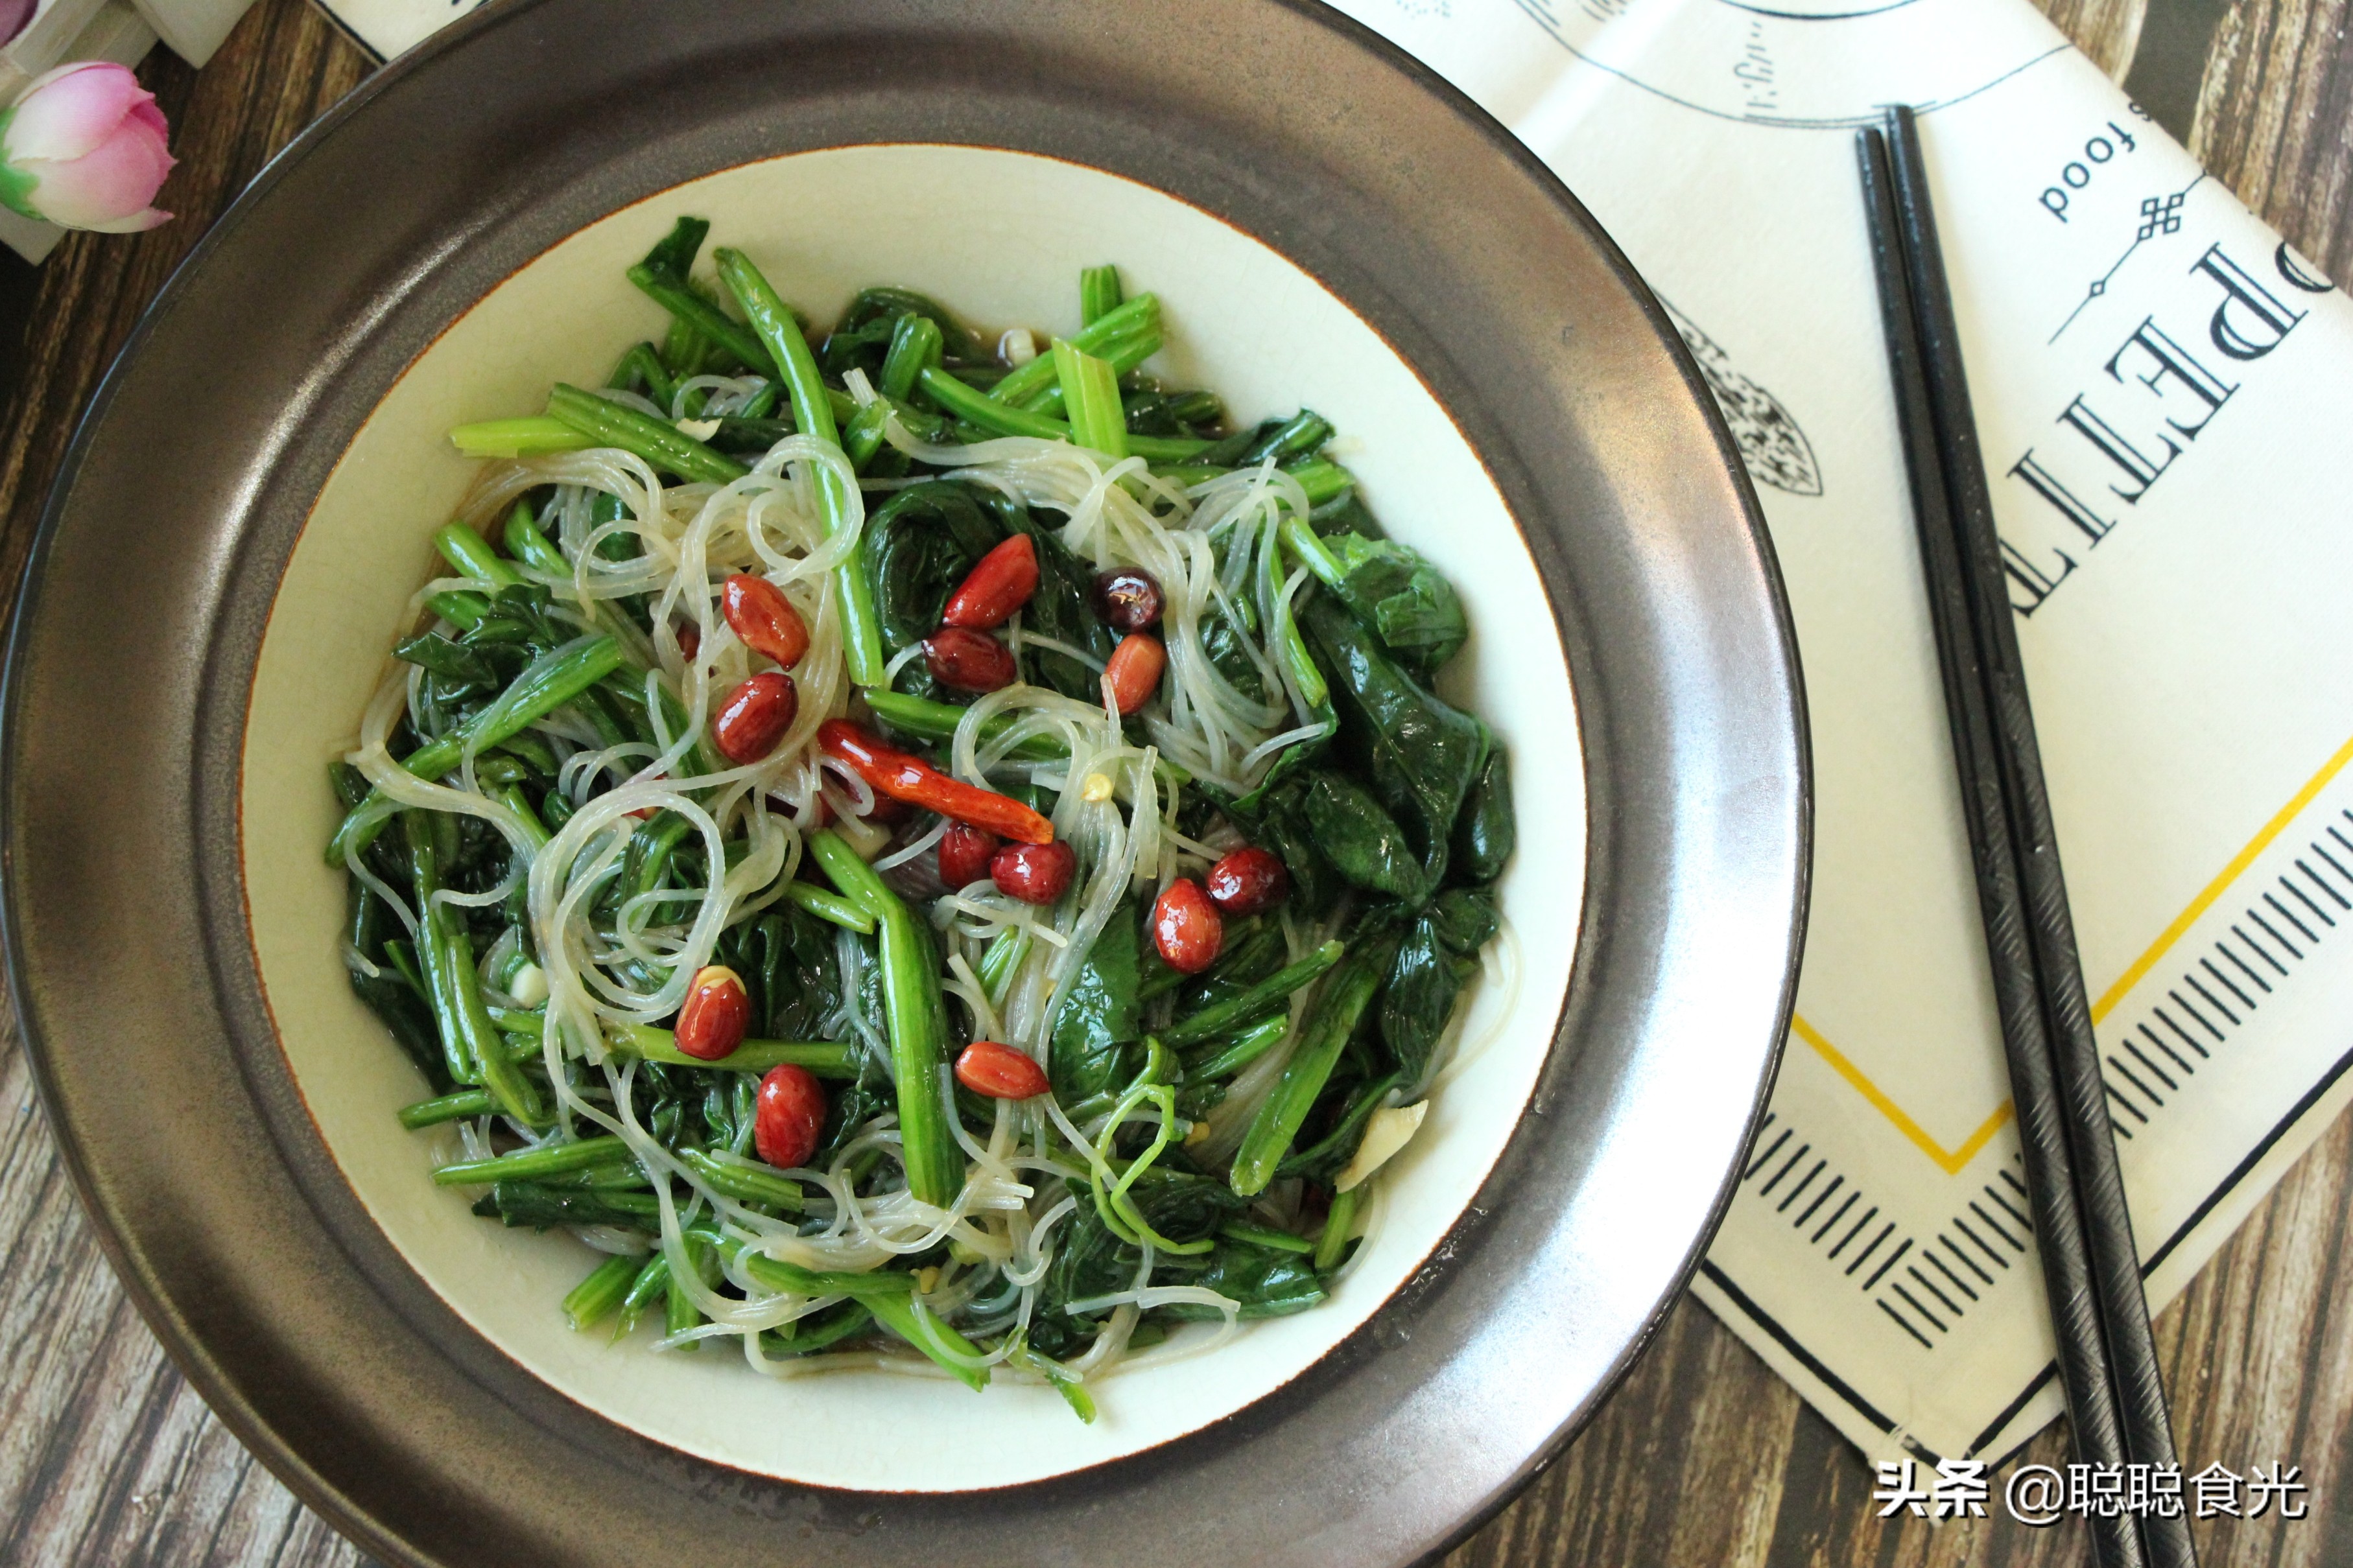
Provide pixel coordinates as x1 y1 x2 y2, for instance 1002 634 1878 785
941 535 1039 629
955 1040 1050 1099
712 672 798 764
939 822 1000 887
1152 878 1225 973
1104 633 1165 716
1205 847 1289 917
721 574 810 667
675 965 751 1060
753 1063 827 1169
991 840 1077 905
923 627 1019 694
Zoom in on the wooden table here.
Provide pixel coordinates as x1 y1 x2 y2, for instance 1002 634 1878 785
2 1 2348 1561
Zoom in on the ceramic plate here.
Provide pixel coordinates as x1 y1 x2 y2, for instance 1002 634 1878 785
4 2 1806 1563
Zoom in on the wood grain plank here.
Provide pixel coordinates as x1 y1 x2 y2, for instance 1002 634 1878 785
0 4 373 1564
0 0 2348 1563
2192 0 2353 275
2042 0 2149 80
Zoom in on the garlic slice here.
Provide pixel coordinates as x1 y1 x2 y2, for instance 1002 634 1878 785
1336 1100 1427 1193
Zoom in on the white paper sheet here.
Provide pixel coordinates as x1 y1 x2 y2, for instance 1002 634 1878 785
1330 0 2353 1465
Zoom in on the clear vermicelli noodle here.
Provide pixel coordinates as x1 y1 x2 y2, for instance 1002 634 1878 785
327 223 1516 1418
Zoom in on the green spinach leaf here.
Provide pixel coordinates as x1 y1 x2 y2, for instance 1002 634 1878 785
1050 902 1144 1105
1242 773 1343 920
1303 770 1426 900
1430 885 1499 955
1380 909 1480 1084
1298 591 1488 893
1452 743 1516 885
1158 1242 1327 1319
1323 532 1468 677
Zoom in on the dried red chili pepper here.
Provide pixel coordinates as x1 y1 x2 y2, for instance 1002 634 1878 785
817 720 1054 844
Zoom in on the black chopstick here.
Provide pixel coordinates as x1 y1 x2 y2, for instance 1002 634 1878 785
1860 113 2191 1568
1874 106 2197 1568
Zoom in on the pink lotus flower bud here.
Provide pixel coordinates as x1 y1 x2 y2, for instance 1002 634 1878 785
0 63 174 233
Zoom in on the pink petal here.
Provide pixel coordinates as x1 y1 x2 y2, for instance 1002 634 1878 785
80 204 171 234
18 124 174 229
6 63 154 165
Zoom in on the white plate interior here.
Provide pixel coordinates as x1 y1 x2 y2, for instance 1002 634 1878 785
238 145 1583 1492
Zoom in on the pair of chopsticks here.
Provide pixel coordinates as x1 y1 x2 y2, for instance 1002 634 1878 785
1857 108 2195 1568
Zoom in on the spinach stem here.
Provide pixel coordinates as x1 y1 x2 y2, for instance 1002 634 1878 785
625 263 776 374
327 635 625 864
434 522 519 589
1182 1012 1292 1080
434 1134 632 1186
447 415 595 460
1161 939 1343 1047
988 292 1157 404
917 366 1209 461
784 879 879 933
1315 1186 1360 1270
867 1294 991 1391
1229 935 1400 1197
1050 339 1129 460
1222 1221 1316 1254
563 1254 642 1331
714 248 888 686
545 383 746 487
398 1088 493 1129
805 829 964 1206
1079 264 1124 327
609 1022 862 1078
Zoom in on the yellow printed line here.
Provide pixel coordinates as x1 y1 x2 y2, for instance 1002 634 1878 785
2089 727 2353 1023
1793 728 2353 1177
1790 1013 2015 1176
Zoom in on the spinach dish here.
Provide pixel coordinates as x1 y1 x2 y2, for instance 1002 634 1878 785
328 220 1517 1418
